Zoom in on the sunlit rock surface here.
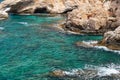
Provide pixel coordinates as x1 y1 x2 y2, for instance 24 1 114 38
64 0 109 34
98 26 120 50
0 0 78 14
0 10 8 20
64 0 120 35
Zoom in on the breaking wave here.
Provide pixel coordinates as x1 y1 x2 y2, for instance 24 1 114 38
18 22 28 25
84 64 120 77
49 64 120 79
82 41 120 54
0 27 4 30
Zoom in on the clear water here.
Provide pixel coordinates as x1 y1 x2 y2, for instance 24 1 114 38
0 14 120 80
0 0 3 2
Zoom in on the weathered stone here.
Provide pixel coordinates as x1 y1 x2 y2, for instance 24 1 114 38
65 0 109 34
107 0 120 30
99 26 120 50
0 10 8 20
48 69 120 80
0 0 79 14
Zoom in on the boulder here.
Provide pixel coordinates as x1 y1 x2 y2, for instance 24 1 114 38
64 0 109 34
98 26 120 50
64 0 120 35
0 10 8 20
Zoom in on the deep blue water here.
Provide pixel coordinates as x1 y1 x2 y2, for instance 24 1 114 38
0 0 2 2
0 14 120 80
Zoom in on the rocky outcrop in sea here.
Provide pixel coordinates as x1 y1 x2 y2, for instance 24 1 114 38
47 66 120 80
98 26 120 50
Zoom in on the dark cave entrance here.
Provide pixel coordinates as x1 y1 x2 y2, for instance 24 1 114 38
34 7 49 13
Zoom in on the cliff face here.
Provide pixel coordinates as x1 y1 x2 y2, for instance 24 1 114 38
98 0 120 50
0 0 119 28
63 0 120 35
0 0 79 14
65 0 109 34
108 0 120 29
98 26 120 50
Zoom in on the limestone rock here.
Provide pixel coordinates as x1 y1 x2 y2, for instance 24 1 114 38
0 10 8 20
0 0 78 14
99 26 120 50
65 0 109 34
108 0 120 29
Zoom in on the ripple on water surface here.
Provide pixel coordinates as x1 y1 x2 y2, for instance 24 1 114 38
0 14 119 80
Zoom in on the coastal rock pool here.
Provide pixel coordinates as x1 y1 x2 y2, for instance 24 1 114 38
0 14 120 80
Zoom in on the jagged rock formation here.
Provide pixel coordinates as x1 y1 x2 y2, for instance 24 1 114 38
64 0 110 34
97 0 120 50
0 0 119 31
98 26 120 50
75 25 120 50
108 0 120 29
0 0 79 14
0 10 8 20
47 69 120 80
64 0 120 35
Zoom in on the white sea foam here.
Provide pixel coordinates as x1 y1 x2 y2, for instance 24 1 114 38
82 40 98 45
18 22 28 26
82 41 120 54
94 45 120 54
85 64 120 77
66 31 81 35
4 7 11 12
0 27 4 30
65 64 120 77
97 67 119 76
52 64 120 79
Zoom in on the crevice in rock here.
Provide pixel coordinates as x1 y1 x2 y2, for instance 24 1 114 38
34 7 49 13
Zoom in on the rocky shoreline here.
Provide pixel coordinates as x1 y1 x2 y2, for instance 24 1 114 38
46 67 120 80
0 0 120 50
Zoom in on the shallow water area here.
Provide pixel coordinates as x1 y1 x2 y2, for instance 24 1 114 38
0 14 120 80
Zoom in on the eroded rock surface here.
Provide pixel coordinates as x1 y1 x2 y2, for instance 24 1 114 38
97 0 120 50
64 0 109 34
98 26 120 50
107 0 120 30
0 10 8 20
0 0 119 31
47 68 120 80
0 0 79 14
64 0 120 35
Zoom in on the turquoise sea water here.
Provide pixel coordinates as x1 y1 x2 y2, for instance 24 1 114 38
0 14 120 80
0 0 2 2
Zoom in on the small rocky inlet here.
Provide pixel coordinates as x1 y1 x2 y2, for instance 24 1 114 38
0 0 120 80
